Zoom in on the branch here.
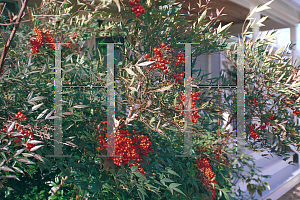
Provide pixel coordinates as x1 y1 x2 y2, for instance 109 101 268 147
0 0 29 74
49 176 68 198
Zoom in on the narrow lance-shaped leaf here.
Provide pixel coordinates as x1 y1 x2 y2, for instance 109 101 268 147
7 122 15 133
45 110 54 120
136 61 155 67
0 166 15 172
29 145 44 152
135 65 145 77
125 68 136 76
32 103 44 111
31 153 45 163
15 157 35 164
73 105 89 108
150 84 174 93
37 109 49 120
28 96 46 102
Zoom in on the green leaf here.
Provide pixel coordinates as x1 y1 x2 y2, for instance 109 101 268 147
162 178 174 183
257 189 262 197
200 101 209 109
150 117 155 125
169 183 181 189
217 22 233 34
102 183 113 190
131 166 138 172
264 182 270 190
166 168 180 177
173 187 186 196
48 195 57 199
198 9 207 23
134 171 146 180
223 191 230 200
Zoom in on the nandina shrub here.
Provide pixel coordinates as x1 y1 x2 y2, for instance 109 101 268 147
1 0 296 199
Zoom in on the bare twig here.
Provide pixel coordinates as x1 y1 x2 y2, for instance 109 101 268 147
49 176 68 198
0 3 6 16
0 0 29 74
0 29 7 44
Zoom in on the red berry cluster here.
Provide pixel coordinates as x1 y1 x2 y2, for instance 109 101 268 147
249 115 277 140
247 97 258 107
30 27 45 55
15 111 27 121
30 27 57 55
147 46 171 74
129 0 145 17
175 52 185 66
178 91 202 123
97 122 153 176
173 71 185 84
196 158 216 199
2 116 36 151
249 124 259 140
281 93 300 116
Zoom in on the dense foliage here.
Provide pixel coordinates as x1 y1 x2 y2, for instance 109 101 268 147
0 0 299 199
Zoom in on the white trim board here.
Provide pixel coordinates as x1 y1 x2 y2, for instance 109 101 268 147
263 169 300 200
